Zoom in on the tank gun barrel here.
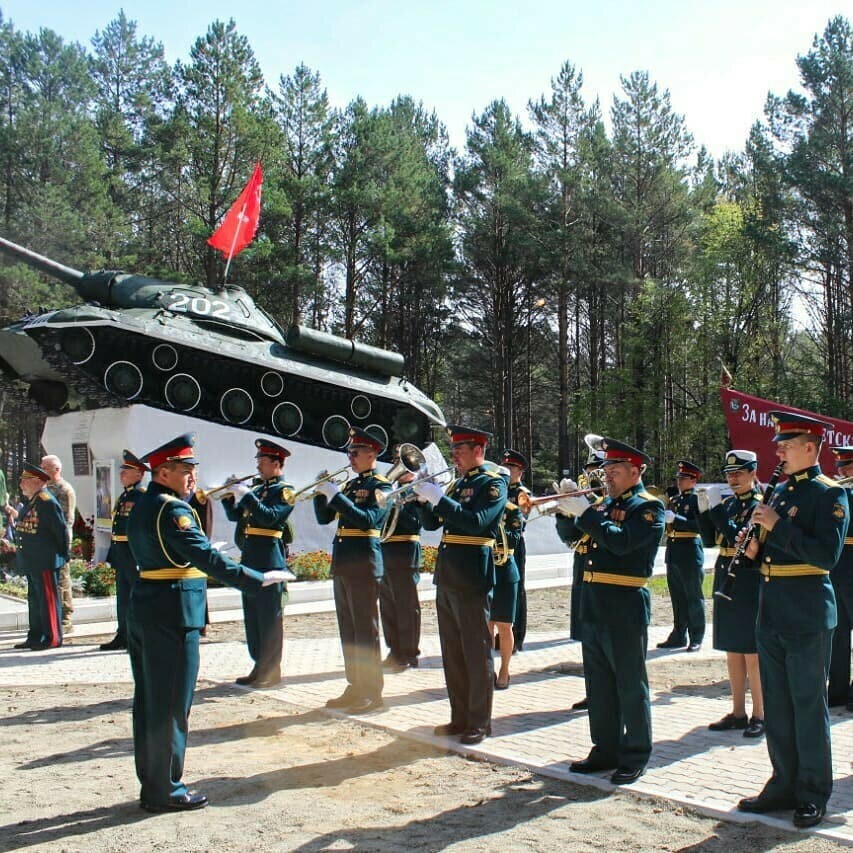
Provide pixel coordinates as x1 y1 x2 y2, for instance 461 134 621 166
0 236 84 285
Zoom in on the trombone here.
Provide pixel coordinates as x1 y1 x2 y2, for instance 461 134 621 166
288 466 351 504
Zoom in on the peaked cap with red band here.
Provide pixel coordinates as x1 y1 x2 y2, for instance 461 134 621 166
500 448 528 469
120 449 149 473
599 437 650 468
676 460 702 479
143 433 199 470
255 438 290 461
348 427 386 454
769 410 830 442
446 424 492 448
22 462 50 482
831 446 853 468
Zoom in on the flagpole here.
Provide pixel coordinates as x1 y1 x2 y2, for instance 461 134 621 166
222 201 247 285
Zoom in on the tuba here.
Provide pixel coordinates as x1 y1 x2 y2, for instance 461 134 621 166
379 443 427 542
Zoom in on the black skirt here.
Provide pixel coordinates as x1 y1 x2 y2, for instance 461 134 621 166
712 558 760 653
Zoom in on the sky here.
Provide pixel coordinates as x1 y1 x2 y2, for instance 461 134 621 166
0 0 847 159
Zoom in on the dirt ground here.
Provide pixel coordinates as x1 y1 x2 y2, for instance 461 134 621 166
0 588 844 852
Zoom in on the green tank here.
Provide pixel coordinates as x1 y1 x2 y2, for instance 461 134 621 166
0 237 445 456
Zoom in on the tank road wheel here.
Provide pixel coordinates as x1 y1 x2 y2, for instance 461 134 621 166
104 361 143 400
260 371 285 398
351 394 371 420
220 388 254 425
322 414 351 449
61 328 96 365
365 424 389 451
164 373 201 412
272 402 303 437
152 343 179 371
392 409 424 444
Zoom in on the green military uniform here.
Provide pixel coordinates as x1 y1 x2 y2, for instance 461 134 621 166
379 499 423 668
491 485 521 624
314 432 391 705
127 434 267 810
567 438 663 776
705 486 762 652
105 451 148 650
556 513 591 642
223 439 294 684
417 427 507 739
13 465 67 649
745 413 848 822
828 446 853 707
662 461 705 648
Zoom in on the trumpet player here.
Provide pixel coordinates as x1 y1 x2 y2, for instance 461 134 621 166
379 445 423 673
556 438 663 785
698 450 764 737
828 445 853 710
415 425 507 745
658 461 705 652
315 428 392 713
501 450 530 653
222 439 295 688
99 450 148 652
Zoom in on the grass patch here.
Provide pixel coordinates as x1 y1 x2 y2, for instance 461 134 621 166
649 571 715 598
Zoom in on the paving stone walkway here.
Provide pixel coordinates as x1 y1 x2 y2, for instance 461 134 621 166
1 624 852 845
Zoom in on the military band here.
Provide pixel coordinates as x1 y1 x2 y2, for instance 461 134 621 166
17 407 853 829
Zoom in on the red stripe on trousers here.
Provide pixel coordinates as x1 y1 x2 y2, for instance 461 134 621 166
41 570 61 648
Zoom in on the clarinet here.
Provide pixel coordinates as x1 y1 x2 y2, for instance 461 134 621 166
714 462 784 602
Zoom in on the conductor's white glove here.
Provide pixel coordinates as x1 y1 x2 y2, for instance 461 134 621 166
262 570 289 586
664 510 676 524
412 481 443 506
696 490 710 513
229 483 251 501
704 485 724 509
556 495 590 517
552 478 579 495
315 480 340 500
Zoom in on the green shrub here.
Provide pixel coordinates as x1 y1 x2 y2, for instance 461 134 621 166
289 550 331 581
81 561 117 597
68 558 89 580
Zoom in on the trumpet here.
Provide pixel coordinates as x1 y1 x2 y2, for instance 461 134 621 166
288 465 351 504
376 465 456 509
517 486 604 515
201 473 257 501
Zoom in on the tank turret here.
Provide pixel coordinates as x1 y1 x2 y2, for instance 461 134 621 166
0 237 444 457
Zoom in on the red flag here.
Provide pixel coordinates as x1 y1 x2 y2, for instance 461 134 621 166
207 162 263 260
721 386 853 481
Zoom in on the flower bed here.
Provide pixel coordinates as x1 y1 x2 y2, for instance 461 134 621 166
69 558 116 597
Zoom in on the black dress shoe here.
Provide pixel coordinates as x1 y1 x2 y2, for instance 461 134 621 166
346 696 384 714
433 722 466 737
142 792 209 813
325 689 357 708
13 641 31 649
569 757 617 774
571 697 589 711
27 643 50 651
743 716 765 738
656 636 686 649
611 767 644 785
708 712 748 731
235 668 258 686
793 802 826 828
460 726 491 745
99 636 127 651
737 794 796 813
686 641 702 652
